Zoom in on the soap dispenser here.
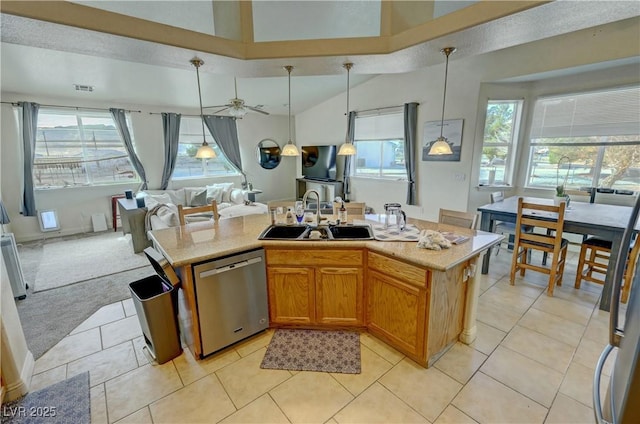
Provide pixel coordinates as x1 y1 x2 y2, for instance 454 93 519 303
338 202 348 224
285 207 294 225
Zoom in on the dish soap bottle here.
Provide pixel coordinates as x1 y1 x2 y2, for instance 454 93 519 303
285 207 295 225
338 202 347 224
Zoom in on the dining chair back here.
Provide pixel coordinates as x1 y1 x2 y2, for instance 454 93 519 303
510 198 569 296
178 200 219 225
438 208 478 229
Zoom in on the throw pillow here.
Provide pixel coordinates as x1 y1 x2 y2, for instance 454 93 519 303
206 185 225 204
189 189 208 207
229 188 245 204
219 182 235 203
155 204 180 227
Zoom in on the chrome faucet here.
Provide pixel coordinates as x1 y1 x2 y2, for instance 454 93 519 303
302 189 321 227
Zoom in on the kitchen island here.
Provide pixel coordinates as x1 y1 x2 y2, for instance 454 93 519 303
149 214 501 367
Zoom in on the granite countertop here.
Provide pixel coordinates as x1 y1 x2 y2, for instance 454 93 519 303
149 213 502 271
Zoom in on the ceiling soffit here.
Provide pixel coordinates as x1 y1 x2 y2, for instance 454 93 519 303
0 0 547 60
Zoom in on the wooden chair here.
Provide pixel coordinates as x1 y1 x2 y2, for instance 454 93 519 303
490 191 516 255
510 198 569 296
438 208 478 229
332 202 366 217
575 234 640 303
178 200 218 225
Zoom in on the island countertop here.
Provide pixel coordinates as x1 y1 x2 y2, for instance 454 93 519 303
149 213 502 271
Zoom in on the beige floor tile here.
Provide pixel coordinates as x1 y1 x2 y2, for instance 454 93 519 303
533 295 593 326
100 315 143 349
551 283 601 308
434 405 478 424
331 344 393 396
67 341 138 387
132 336 151 367
220 394 290 424
71 302 125 335
476 298 522 333
90 383 108 424
480 285 537 315
199 348 242 374
452 372 548 424
105 362 183 422
34 327 102 374
122 298 136 317
478 273 498 295
29 364 67 392
480 346 563 408
216 348 291 408
172 349 209 386
235 329 274 357
495 278 546 299
573 337 616 377
470 321 506 356
583 316 609 344
150 375 236 423
379 358 462 422
334 382 427 423
360 332 404 364
501 325 575 373
270 371 353 424
114 407 153 424
559 361 606 408
518 308 585 347
434 342 487 384
545 393 595 424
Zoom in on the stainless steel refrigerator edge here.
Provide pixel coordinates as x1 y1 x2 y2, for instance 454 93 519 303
191 249 269 358
594 194 640 423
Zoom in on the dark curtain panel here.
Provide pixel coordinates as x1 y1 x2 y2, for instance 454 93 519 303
20 102 40 216
109 108 148 190
404 102 419 205
343 111 357 198
203 115 243 176
160 113 181 190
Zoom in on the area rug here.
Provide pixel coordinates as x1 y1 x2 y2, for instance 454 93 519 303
1 372 90 424
260 329 361 374
33 231 150 292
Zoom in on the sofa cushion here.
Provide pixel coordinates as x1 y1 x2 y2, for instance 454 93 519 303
144 193 173 209
155 204 179 228
144 189 186 205
229 188 246 205
185 188 208 206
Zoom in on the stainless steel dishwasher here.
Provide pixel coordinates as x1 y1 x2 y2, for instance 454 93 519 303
193 248 269 357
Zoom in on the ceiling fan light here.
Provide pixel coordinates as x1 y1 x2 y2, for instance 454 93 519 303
428 136 453 155
195 141 217 159
229 106 247 118
281 141 300 156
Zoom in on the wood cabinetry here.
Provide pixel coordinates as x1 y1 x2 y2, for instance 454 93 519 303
266 248 364 327
367 251 429 362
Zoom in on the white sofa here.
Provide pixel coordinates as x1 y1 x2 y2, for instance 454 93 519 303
140 184 267 230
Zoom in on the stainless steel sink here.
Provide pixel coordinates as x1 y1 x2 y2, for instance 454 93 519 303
258 224 374 241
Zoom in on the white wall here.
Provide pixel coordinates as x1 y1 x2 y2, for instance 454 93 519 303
0 95 293 242
297 19 640 221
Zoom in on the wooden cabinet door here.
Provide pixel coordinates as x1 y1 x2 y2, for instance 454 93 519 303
367 269 427 361
267 266 315 325
316 267 363 326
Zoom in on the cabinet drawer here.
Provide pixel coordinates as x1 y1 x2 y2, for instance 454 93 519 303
368 251 427 287
266 249 363 266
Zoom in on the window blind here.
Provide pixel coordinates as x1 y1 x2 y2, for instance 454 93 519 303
529 86 640 140
354 113 403 140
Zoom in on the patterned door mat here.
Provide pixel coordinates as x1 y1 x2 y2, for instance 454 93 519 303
260 329 361 374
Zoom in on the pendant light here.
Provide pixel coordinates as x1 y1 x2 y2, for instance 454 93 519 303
428 47 456 156
337 62 356 156
191 57 216 159
281 65 300 156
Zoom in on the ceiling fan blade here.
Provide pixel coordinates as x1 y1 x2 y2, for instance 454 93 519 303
203 104 231 109
210 106 231 115
247 106 270 115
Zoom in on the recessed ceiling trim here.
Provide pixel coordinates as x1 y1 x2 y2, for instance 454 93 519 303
0 0 547 61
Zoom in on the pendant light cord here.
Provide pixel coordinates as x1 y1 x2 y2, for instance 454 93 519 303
344 62 353 142
192 58 207 144
439 47 456 139
285 66 293 142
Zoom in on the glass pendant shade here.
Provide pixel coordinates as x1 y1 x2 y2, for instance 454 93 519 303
195 141 216 159
337 141 357 156
282 65 300 156
229 105 248 118
428 47 456 156
191 57 217 160
428 137 453 155
337 62 356 156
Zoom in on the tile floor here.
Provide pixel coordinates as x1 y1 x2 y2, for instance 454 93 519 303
29 250 620 423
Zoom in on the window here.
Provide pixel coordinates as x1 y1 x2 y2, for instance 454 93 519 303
34 109 139 188
478 100 523 186
525 86 640 191
172 117 240 179
353 110 407 180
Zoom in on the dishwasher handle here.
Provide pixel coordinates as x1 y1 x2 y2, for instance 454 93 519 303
198 256 262 278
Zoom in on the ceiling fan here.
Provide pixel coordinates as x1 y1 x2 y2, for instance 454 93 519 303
203 77 269 118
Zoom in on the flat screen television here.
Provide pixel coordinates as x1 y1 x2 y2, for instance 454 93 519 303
301 145 337 181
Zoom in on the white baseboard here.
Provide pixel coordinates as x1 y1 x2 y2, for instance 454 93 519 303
3 351 34 402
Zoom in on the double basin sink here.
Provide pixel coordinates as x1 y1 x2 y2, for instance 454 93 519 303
258 224 374 241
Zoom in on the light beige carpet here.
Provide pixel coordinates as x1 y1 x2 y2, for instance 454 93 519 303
34 232 150 292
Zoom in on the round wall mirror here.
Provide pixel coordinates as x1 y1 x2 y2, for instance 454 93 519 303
256 139 281 169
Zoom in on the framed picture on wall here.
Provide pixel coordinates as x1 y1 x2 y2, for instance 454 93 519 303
422 119 464 162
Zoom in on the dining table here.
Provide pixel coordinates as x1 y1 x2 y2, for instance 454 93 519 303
477 196 640 311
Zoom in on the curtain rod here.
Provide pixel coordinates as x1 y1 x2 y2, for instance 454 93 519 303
1 101 141 114
355 104 411 114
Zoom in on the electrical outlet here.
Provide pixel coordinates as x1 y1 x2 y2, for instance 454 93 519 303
453 172 466 181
